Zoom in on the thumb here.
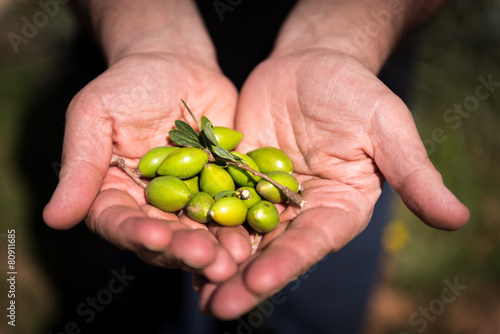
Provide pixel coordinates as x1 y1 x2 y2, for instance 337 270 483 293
43 93 113 230
371 100 469 230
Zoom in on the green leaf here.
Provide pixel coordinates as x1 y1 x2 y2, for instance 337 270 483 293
198 133 208 148
231 153 246 163
175 120 199 139
200 116 211 129
169 129 204 148
214 190 237 201
213 146 236 162
181 99 200 131
203 122 219 146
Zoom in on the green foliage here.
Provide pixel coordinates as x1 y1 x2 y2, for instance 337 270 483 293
388 0 500 298
168 100 244 164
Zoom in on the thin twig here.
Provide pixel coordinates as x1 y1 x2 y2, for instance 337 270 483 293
112 157 147 189
204 149 216 162
228 161 305 208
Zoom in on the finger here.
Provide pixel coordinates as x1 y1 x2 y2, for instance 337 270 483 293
198 279 221 316
158 223 241 281
87 189 172 252
195 237 238 283
209 223 252 264
203 207 360 320
161 208 210 231
196 274 242 321
88 189 213 265
43 91 113 229
371 97 469 230
89 189 237 281
116 220 237 281
136 228 237 282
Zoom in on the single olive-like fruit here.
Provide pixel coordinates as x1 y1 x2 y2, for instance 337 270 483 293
237 187 262 208
247 201 280 233
208 197 248 227
157 147 208 179
227 151 262 187
213 126 243 151
186 192 214 224
200 164 235 197
146 176 191 212
256 171 299 203
138 146 179 178
247 147 293 174
182 176 199 194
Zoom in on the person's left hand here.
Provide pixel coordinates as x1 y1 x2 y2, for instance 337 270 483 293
196 48 469 319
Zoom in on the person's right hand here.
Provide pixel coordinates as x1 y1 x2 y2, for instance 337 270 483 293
42 49 244 282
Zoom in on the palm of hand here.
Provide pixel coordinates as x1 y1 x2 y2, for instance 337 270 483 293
237 52 390 269
88 53 238 206
239 51 390 230
199 50 469 319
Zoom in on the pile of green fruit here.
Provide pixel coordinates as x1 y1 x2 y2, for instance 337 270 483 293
124 101 303 234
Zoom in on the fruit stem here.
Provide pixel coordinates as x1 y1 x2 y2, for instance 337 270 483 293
204 149 216 162
111 157 148 189
237 189 251 200
228 161 305 208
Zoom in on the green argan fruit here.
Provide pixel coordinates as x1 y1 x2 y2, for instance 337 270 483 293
157 147 208 179
237 187 262 208
146 176 191 212
213 126 243 151
208 197 248 227
186 192 214 224
247 201 280 233
226 151 262 187
256 171 299 203
247 147 293 174
182 176 199 194
200 164 235 197
138 146 179 178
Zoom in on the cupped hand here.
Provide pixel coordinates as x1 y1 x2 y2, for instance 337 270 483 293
198 49 470 319
43 52 242 282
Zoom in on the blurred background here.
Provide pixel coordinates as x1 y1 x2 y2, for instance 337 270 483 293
0 0 499 333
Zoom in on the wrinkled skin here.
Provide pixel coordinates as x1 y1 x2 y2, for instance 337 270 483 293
43 47 469 321
43 52 247 282
197 50 469 319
